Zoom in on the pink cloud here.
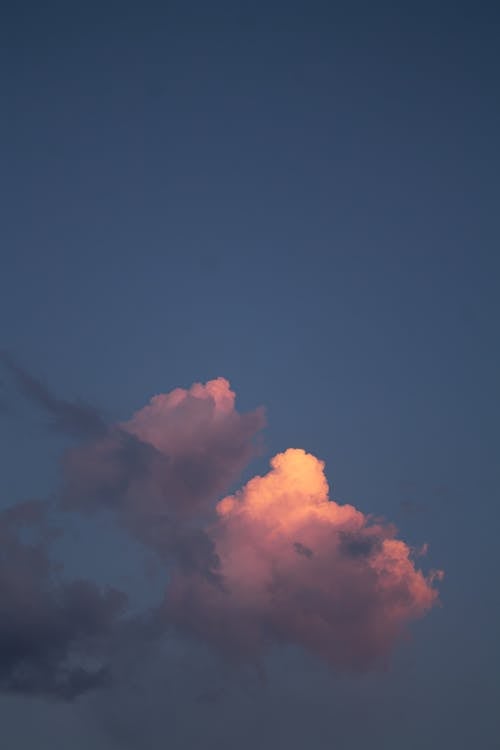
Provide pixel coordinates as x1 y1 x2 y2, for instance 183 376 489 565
63 377 265 515
2 365 443 687
166 448 442 670
61 378 265 568
58 376 441 671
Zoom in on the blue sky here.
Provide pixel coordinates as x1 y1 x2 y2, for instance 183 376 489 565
1 3 499 748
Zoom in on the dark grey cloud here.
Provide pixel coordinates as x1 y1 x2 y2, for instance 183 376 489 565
60 428 163 512
0 353 107 438
0 501 127 700
60 428 228 588
293 541 313 559
339 531 382 558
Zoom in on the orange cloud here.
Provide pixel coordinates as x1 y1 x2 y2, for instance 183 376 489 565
167 448 442 670
122 377 244 455
58 376 441 671
2 364 443 685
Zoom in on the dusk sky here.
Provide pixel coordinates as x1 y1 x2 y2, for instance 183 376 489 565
1 3 499 749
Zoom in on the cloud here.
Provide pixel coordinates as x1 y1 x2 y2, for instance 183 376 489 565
293 541 313 559
165 449 442 670
3 369 442 681
0 353 106 438
61 378 266 577
0 501 127 700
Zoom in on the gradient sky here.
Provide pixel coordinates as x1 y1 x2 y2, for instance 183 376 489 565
1 3 499 748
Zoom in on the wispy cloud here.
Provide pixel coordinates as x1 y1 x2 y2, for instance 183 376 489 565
0 353 107 437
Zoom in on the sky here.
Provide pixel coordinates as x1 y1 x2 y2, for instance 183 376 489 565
1 2 499 748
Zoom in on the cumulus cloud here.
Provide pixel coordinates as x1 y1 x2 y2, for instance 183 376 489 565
64 377 265 514
165 449 442 670
0 501 127 699
2 367 442 683
61 378 266 575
